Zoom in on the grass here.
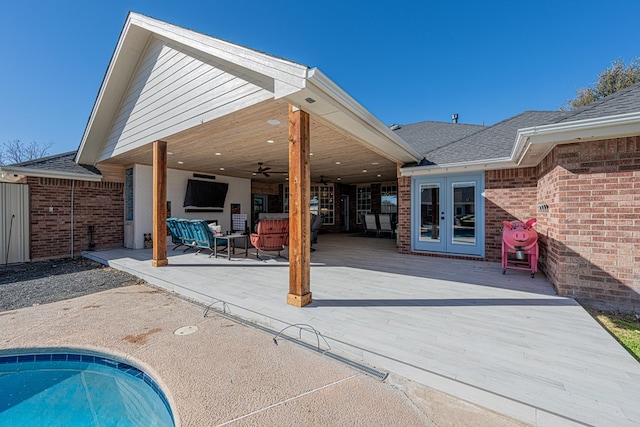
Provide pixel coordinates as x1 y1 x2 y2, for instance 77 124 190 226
590 310 640 362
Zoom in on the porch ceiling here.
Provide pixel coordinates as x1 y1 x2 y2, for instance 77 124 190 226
98 99 400 184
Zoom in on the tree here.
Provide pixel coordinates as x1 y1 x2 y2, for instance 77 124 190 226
0 139 52 166
565 58 640 109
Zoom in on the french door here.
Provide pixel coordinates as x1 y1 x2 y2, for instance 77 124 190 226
411 173 484 256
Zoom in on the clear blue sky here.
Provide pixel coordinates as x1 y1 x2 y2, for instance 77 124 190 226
2 0 639 155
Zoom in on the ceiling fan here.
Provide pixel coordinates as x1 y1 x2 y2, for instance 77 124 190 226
319 176 332 185
251 162 287 178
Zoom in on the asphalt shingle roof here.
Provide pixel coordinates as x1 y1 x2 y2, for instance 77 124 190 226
397 82 640 166
6 151 102 178
557 81 640 122
392 121 485 155
397 111 570 165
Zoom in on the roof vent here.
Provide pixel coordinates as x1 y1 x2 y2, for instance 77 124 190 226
389 124 401 131
452 113 459 124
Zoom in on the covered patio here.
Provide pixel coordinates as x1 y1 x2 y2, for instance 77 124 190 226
84 233 640 427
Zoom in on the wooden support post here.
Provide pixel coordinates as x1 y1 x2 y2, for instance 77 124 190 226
287 105 312 307
152 140 168 267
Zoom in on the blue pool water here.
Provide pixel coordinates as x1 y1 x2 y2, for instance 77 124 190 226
0 352 174 426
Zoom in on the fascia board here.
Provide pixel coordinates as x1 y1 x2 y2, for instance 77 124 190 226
302 69 423 163
519 112 640 145
0 166 103 182
129 13 308 88
401 158 515 176
77 12 311 166
512 111 640 166
402 111 640 174
77 14 149 165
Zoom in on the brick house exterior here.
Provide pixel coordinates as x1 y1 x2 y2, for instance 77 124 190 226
396 134 640 312
0 152 124 261
28 177 124 261
2 13 638 313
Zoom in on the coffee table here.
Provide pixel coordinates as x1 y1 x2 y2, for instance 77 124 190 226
214 234 249 259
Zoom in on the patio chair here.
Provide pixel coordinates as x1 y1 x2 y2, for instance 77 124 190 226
377 213 395 238
188 219 228 257
310 213 324 252
363 213 378 237
166 218 186 250
250 218 289 259
176 219 197 252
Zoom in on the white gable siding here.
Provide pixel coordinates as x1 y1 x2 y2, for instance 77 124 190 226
98 37 273 162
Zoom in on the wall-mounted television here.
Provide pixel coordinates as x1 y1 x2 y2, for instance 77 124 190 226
183 179 228 211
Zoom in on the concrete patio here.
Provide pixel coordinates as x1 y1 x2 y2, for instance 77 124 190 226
84 233 640 426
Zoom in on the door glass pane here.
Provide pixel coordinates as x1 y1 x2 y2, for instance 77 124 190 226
452 182 475 245
420 184 440 242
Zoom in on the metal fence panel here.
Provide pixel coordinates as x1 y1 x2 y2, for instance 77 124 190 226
1 183 30 264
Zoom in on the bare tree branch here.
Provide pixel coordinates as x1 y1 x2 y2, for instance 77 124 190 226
0 139 53 166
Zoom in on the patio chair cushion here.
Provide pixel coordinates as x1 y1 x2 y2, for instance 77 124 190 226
250 219 289 253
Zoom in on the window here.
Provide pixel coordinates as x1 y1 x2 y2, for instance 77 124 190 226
125 168 133 221
283 184 335 225
381 184 397 214
356 186 371 224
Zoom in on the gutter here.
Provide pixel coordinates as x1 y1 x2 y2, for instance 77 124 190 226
0 166 103 182
512 111 640 164
401 157 515 176
402 111 640 177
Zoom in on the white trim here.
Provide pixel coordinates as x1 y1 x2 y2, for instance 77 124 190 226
303 69 423 163
0 166 103 182
513 111 640 167
77 13 423 168
401 111 640 176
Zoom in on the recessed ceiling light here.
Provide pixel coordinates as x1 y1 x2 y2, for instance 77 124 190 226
267 140 274 144
371 162 379 165
215 152 221 156
377 174 382 177
362 169 367 173
178 161 184 164
220 168 225 171
267 119 280 126
310 153 314 156
335 161 341 165
167 152 174 155
337 177 342 181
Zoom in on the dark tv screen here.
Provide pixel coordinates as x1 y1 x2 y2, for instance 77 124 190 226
183 179 228 209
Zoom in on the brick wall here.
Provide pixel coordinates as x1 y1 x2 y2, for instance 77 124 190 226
397 176 412 253
397 136 639 312
536 137 640 311
29 177 124 261
484 168 538 262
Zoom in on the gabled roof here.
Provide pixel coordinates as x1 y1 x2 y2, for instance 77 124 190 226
558 81 640 122
400 83 640 174
392 121 485 156
0 151 102 181
76 12 421 167
423 111 569 165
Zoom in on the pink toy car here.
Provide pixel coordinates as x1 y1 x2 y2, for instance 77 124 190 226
502 218 538 278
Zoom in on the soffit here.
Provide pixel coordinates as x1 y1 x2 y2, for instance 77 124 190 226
98 99 400 185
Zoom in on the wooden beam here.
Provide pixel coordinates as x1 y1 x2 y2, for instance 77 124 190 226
287 105 312 307
152 140 168 267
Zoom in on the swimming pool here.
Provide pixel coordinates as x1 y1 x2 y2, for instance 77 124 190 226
0 350 175 426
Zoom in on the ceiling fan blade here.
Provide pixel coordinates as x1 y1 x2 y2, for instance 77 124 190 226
261 166 272 172
263 172 271 177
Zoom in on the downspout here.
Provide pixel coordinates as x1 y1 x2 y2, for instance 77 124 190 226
70 180 75 258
